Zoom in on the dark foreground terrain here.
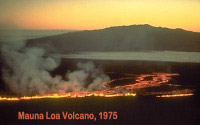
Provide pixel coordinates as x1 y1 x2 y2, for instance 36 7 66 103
0 96 200 125
0 59 200 125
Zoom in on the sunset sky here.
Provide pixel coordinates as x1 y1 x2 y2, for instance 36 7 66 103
0 0 200 32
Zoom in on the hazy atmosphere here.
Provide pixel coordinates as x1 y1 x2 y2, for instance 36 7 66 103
0 0 200 31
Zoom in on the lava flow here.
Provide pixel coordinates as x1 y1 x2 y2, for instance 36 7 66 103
0 73 194 101
156 93 194 98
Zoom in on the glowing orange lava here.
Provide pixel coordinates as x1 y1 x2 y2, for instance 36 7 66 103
0 92 136 101
0 73 194 101
156 93 194 98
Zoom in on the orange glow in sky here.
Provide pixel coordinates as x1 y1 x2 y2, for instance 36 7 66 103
0 0 200 32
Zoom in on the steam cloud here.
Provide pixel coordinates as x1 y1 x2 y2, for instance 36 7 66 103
0 31 109 96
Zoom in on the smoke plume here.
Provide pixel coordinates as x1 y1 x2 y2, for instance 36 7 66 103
0 31 109 96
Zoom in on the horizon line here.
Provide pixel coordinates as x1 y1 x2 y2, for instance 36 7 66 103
0 24 199 33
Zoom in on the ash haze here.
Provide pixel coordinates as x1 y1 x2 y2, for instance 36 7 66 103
0 0 200 31
52 51 200 63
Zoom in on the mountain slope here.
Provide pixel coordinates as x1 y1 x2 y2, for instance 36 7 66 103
27 24 200 53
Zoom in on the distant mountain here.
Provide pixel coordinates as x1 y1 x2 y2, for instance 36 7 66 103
27 24 200 53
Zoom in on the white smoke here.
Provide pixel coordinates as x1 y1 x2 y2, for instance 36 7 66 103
66 62 109 91
0 31 110 96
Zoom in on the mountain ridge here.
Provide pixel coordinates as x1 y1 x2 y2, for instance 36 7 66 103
27 24 200 53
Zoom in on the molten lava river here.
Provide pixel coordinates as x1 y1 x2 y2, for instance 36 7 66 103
0 73 194 101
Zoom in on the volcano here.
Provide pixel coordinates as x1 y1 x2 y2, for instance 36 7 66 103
27 24 200 53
